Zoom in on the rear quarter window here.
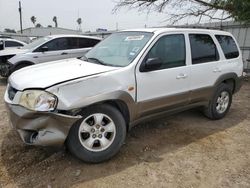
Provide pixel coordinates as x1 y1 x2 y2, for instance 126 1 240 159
215 35 239 59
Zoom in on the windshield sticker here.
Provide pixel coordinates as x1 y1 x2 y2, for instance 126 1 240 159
132 47 140 52
125 35 144 41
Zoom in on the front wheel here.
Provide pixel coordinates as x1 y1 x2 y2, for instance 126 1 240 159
203 83 232 120
66 104 127 163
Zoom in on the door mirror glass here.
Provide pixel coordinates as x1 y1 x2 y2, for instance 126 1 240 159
41 46 49 52
141 58 162 72
0 41 4 50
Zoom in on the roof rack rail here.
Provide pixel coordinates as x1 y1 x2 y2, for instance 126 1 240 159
164 25 223 30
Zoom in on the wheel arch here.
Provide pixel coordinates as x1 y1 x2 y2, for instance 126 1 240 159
214 73 239 93
13 60 35 68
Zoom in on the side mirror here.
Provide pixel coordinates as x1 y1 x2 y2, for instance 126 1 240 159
40 46 49 52
0 41 4 50
140 57 163 72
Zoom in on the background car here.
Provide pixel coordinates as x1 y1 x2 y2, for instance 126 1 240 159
0 35 101 77
0 38 26 51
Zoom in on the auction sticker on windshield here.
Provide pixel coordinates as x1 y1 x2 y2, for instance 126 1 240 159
125 35 144 41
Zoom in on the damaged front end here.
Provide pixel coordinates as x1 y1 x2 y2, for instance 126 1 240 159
6 104 81 146
0 61 12 77
4 85 81 146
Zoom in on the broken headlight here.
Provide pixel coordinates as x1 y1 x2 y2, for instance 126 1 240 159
19 90 57 111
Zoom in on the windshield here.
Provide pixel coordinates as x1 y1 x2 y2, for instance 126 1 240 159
22 36 52 50
84 32 153 67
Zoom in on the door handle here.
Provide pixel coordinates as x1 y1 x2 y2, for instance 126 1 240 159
176 73 188 79
33 56 38 58
61 52 68 55
213 68 222 73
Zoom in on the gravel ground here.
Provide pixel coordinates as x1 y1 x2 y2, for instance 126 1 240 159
0 78 249 188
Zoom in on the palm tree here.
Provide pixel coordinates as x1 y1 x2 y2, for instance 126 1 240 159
30 16 36 27
53 16 58 27
77 18 82 31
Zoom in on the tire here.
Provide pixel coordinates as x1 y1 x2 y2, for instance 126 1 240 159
203 83 232 120
66 104 127 163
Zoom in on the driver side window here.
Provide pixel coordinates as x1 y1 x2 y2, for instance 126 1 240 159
147 34 186 70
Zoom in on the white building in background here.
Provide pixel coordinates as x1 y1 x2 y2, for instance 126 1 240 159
17 27 82 37
1 27 83 43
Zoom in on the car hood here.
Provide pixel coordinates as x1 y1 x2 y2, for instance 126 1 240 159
0 48 29 57
9 58 120 90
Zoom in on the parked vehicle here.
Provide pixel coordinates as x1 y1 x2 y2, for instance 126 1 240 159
0 38 26 51
0 38 27 70
5 28 243 163
0 35 101 77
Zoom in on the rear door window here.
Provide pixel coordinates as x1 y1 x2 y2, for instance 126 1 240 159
215 35 239 59
189 34 219 64
42 38 68 51
67 38 79 49
5 41 24 47
79 38 100 48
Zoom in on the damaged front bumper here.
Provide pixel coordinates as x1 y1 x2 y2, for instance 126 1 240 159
5 104 82 146
0 61 12 77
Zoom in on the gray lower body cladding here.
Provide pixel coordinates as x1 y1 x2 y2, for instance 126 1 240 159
6 104 81 146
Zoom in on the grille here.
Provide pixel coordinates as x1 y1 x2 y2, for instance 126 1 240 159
8 85 18 101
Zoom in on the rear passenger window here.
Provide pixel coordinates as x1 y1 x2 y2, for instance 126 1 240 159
215 35 239 59
45 38 68 51
189 34 219 64
67 38 79 49
5 41 24 47
79 38 100 48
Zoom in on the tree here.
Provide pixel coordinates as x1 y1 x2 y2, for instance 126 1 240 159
114 0 250 24
53 16 58 27
77 18 82 31
30 16 36 27
36 23 42 28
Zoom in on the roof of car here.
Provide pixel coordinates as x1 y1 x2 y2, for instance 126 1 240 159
47 34 102 40
123 27 231 36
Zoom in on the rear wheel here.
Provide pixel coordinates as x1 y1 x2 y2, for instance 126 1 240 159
203 83 232 120
66 104 126 163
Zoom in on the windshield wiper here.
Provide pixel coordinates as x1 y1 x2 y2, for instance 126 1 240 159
88 57 108 66
80 56 122 67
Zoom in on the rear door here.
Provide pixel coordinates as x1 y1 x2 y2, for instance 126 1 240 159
64 37 101 59
188 33 222 102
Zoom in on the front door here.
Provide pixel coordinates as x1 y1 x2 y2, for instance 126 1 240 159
136 33 191 117
32 38 72 63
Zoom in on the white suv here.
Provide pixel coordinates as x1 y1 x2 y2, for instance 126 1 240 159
5 28 243 163
0 35 101 77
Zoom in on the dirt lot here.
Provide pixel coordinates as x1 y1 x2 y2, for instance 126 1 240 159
0 78 249 188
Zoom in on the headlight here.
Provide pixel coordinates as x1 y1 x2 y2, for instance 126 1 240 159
19 90 57 111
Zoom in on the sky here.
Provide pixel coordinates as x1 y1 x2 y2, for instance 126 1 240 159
0 0 182 32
